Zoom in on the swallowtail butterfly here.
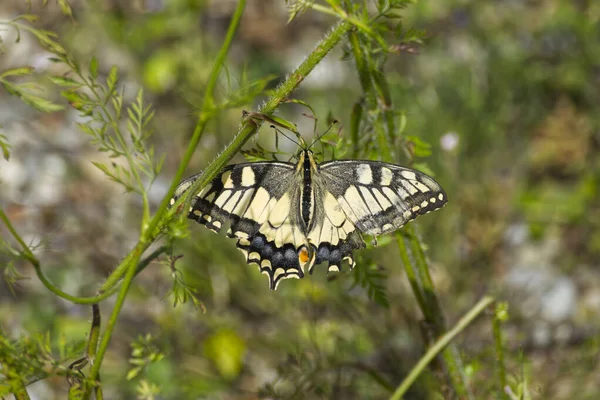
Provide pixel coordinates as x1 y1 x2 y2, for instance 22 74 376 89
171 149 447 290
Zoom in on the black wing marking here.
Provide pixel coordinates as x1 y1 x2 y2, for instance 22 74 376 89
319 160 447 235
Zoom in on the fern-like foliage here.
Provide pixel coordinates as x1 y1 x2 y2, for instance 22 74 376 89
353 259 389 307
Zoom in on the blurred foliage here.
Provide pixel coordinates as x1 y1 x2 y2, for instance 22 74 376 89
0 0 599 399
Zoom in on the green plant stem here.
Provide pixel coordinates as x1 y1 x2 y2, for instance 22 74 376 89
348 31 371 92
407 224 472 399
395 234 427 312
0 207 164 304
493 304 508 399
408 227 447 328
390 296 495 400
260 21 350 114
87 242 144 389
305 1 386 48
83 304 101 395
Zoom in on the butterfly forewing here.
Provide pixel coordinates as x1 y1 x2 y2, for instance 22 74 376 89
318 160 447 236
172 150 447 290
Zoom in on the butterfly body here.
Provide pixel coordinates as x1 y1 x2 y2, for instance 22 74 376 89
172 149 447 290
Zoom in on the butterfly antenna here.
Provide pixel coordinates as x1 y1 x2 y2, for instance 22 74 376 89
270 124 304 148
307 119 339 150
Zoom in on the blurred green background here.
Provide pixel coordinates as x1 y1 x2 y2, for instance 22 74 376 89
1 0 599 399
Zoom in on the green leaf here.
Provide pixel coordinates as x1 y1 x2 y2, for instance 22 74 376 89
49 75 81 87
127 366 143 380
57 0 74 18
243 111 299 134
61 90 90 112
21 93 64 112
405 135 432 158
91 161 111 177
89 56 99 80
154 153 165 175
14 14 39 22
0 132 11 161
0 66 34 78
106 66 119 92
353 261 389 307
284 98 317 122
396 111 407 135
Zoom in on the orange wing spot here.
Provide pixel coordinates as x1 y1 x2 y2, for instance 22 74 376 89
298 246 310 264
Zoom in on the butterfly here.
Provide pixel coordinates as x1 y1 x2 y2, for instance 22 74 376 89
171 149 447 290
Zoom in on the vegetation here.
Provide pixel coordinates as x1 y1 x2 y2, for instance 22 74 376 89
1 0 598 399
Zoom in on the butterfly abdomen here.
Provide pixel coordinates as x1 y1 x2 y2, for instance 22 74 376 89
301 151 314 230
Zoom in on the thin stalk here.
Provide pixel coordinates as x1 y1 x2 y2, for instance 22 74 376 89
395 233 427 313
0 207 163 304
371 68 398 158
305 1 386 48
390 296 495 400
87 242 145 386
82 304 101 396
348 29 372 93
407 224 472 399
493 303 508 399
408 227 444 324
260 21 350 114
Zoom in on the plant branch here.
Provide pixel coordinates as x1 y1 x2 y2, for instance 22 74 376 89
390 296 495 400
494 302 509 399
0 207 164 305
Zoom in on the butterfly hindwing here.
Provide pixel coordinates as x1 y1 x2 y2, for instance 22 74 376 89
319 160 447 236
306 189 365 274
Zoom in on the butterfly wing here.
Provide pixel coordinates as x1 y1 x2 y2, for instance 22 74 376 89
172 162 309 289
306 186 366 274
318 160 447 236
